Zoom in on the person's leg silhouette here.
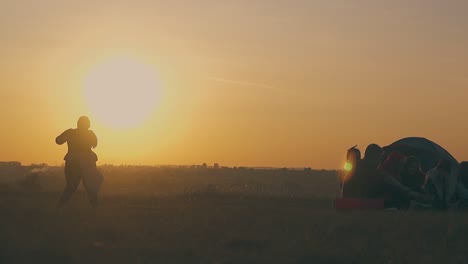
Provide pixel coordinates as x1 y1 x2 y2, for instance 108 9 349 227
57 160 82 208
87 191 98 208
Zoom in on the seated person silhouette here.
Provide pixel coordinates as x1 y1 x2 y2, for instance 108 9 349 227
56 116 102 208
343 144 384 198
343 145 418 203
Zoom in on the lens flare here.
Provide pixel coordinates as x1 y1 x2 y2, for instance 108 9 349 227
344 162 353 172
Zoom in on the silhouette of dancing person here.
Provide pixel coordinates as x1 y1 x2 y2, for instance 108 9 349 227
56 116 103 208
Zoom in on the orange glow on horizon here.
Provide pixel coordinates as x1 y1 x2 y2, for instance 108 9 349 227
1 1 468 169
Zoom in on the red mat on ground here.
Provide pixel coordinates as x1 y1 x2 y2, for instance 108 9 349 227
334 197 385 210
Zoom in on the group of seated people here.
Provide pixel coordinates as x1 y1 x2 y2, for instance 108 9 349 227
342 144 468 209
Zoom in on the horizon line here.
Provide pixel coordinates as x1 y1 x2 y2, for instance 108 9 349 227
0 161 338 170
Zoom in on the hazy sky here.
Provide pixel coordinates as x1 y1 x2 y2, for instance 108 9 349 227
1 0 468 168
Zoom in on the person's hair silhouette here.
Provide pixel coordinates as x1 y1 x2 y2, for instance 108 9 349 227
56 116 102 208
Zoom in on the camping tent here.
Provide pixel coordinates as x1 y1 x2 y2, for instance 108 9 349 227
383 137 459 202
383 137 458 172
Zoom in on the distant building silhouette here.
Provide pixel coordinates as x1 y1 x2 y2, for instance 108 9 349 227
0 161 22 168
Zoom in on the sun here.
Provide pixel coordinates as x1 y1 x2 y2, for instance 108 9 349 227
83 57 161 129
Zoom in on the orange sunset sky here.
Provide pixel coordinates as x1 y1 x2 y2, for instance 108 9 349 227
1 1 468 169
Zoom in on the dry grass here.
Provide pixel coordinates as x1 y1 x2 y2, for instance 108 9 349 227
1 167 468 263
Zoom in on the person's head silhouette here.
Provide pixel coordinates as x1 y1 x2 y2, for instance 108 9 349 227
77 116 91 130
364 143 384 167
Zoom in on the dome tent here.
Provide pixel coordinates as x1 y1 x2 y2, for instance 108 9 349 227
383 137 458 172
383 137 459 202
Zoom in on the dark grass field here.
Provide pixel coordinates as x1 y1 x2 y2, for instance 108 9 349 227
1 167 468 263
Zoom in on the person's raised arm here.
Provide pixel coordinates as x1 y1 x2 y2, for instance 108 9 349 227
56 129 71 145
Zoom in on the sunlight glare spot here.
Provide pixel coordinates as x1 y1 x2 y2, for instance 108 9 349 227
83 57 161 129
344 162 353 172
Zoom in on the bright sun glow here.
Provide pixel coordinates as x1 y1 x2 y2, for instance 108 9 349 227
344 162 353 171
83 57 161 129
